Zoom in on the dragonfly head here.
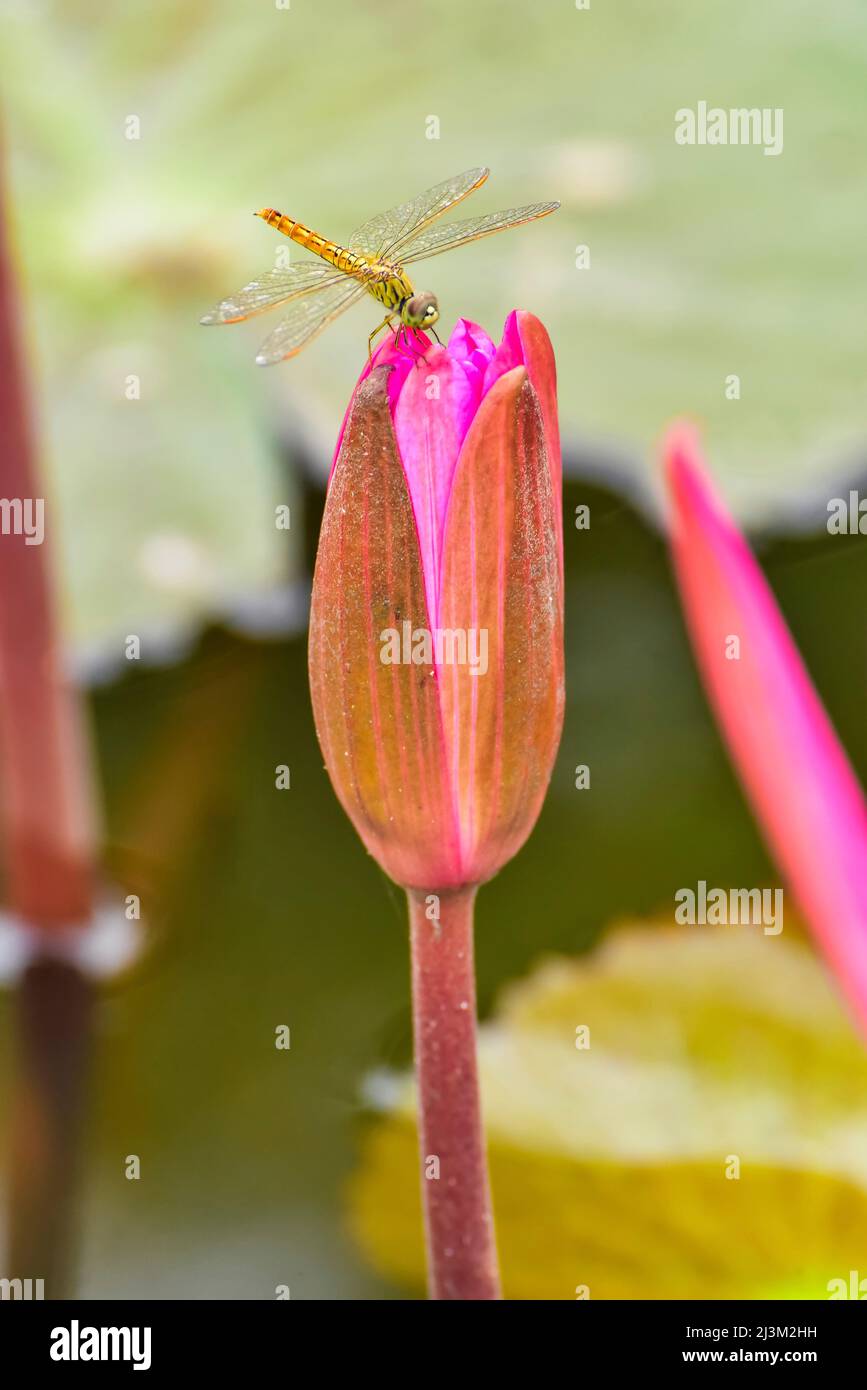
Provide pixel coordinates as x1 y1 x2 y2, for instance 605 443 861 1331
403 291 439 330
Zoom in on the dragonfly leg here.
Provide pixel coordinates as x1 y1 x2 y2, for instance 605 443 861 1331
387 325 425 367
396 323 418 356
368 314 395 362
406 328 432 368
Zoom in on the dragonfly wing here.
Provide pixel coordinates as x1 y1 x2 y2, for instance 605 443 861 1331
200 262 347 325
254 278 368 365
401 201 560 266
349 167 489 258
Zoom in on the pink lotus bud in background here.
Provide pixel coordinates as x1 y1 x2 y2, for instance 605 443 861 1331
664 424 867 1036
308 312 564 894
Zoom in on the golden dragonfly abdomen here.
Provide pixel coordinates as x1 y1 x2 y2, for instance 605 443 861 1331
256 208 370 277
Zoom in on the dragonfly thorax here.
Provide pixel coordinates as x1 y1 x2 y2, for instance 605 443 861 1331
401 290 439 329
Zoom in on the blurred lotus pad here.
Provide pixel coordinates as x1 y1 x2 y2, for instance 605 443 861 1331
350 926 867 1299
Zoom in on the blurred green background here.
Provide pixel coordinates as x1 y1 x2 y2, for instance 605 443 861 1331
0 0 865 1298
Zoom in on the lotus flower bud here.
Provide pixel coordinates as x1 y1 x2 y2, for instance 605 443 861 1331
309 313 564 892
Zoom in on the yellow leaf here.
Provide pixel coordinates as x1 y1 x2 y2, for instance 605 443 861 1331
349 926 867 1299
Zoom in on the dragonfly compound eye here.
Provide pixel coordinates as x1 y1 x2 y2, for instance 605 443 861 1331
405 292 439 327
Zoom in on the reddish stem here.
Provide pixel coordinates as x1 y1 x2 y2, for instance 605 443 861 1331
0 131 99 1297
408 886 501 1300
0 133 97 927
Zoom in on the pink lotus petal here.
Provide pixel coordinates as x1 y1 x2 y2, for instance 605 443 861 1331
448 318 497 402
328 331 427 485
393 344 477 625
665 423 867 1036
512 310 562 574
311 313 564 893
483 311 561 571
310 367 461 890
439 366 564 882
482 308 523 393
448 317 496 362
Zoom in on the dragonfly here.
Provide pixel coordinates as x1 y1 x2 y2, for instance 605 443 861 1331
200 167 559 365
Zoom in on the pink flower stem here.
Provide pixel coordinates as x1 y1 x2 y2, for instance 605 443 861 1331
0 132 98 1297
407 886 501 1300
0 136 96 929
